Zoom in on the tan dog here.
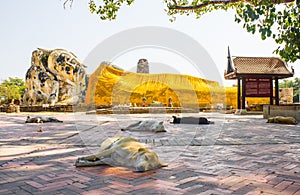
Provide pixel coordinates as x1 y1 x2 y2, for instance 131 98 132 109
267 116 298 125
75 136 168 172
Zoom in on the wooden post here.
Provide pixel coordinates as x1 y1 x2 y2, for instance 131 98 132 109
242 77 246 109
237 78 241 109
270 79 274 105
275 78 279 105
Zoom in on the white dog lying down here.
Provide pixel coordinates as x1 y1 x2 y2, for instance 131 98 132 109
25 116 63 123
121 120 166 133
75 136 168 172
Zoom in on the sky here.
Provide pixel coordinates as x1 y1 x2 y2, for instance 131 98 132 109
0 1 298 86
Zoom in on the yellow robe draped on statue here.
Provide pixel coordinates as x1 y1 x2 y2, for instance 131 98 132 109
85 63 225 108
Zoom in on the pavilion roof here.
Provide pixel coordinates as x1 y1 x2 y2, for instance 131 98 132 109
224 56 294 79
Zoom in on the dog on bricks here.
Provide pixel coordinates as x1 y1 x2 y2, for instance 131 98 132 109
267 116 297 125
75 136 168 172
172 116 212 124
25 116 63 123
121 120 166 133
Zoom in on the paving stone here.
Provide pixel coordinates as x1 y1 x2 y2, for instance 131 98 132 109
278 174 300 183
130 177 156 186
25 180 44 188
129 187 159 194
274 180 294 191
281 183 300 194
11 188 32 195
19 184 40 193
81 189 110 195
171 170 199 181
185 185 210 194
176 180 202 189
233 184 257 194
267 176 285 185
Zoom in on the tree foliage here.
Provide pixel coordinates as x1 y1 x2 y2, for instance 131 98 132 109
64 0 300 63
169 0 300 63
0 77 25 103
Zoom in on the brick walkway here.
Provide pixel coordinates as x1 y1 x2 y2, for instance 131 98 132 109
0 112 300 194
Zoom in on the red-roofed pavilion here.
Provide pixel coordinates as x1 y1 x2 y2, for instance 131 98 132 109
224 48 294 109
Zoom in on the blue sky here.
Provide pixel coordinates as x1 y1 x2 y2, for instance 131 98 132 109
0 1 298 86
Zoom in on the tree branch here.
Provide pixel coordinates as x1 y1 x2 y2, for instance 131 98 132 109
168 0 295 10
169 0 239 10
63 0 74 9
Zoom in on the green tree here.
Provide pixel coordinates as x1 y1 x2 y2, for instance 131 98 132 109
0 77 25 103
279 79 293 88
63 0 300 63
292 77 300 97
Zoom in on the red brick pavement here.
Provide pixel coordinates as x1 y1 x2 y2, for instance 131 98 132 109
0 113 300 194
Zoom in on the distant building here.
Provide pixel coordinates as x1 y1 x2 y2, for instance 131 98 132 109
137 59 149 73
